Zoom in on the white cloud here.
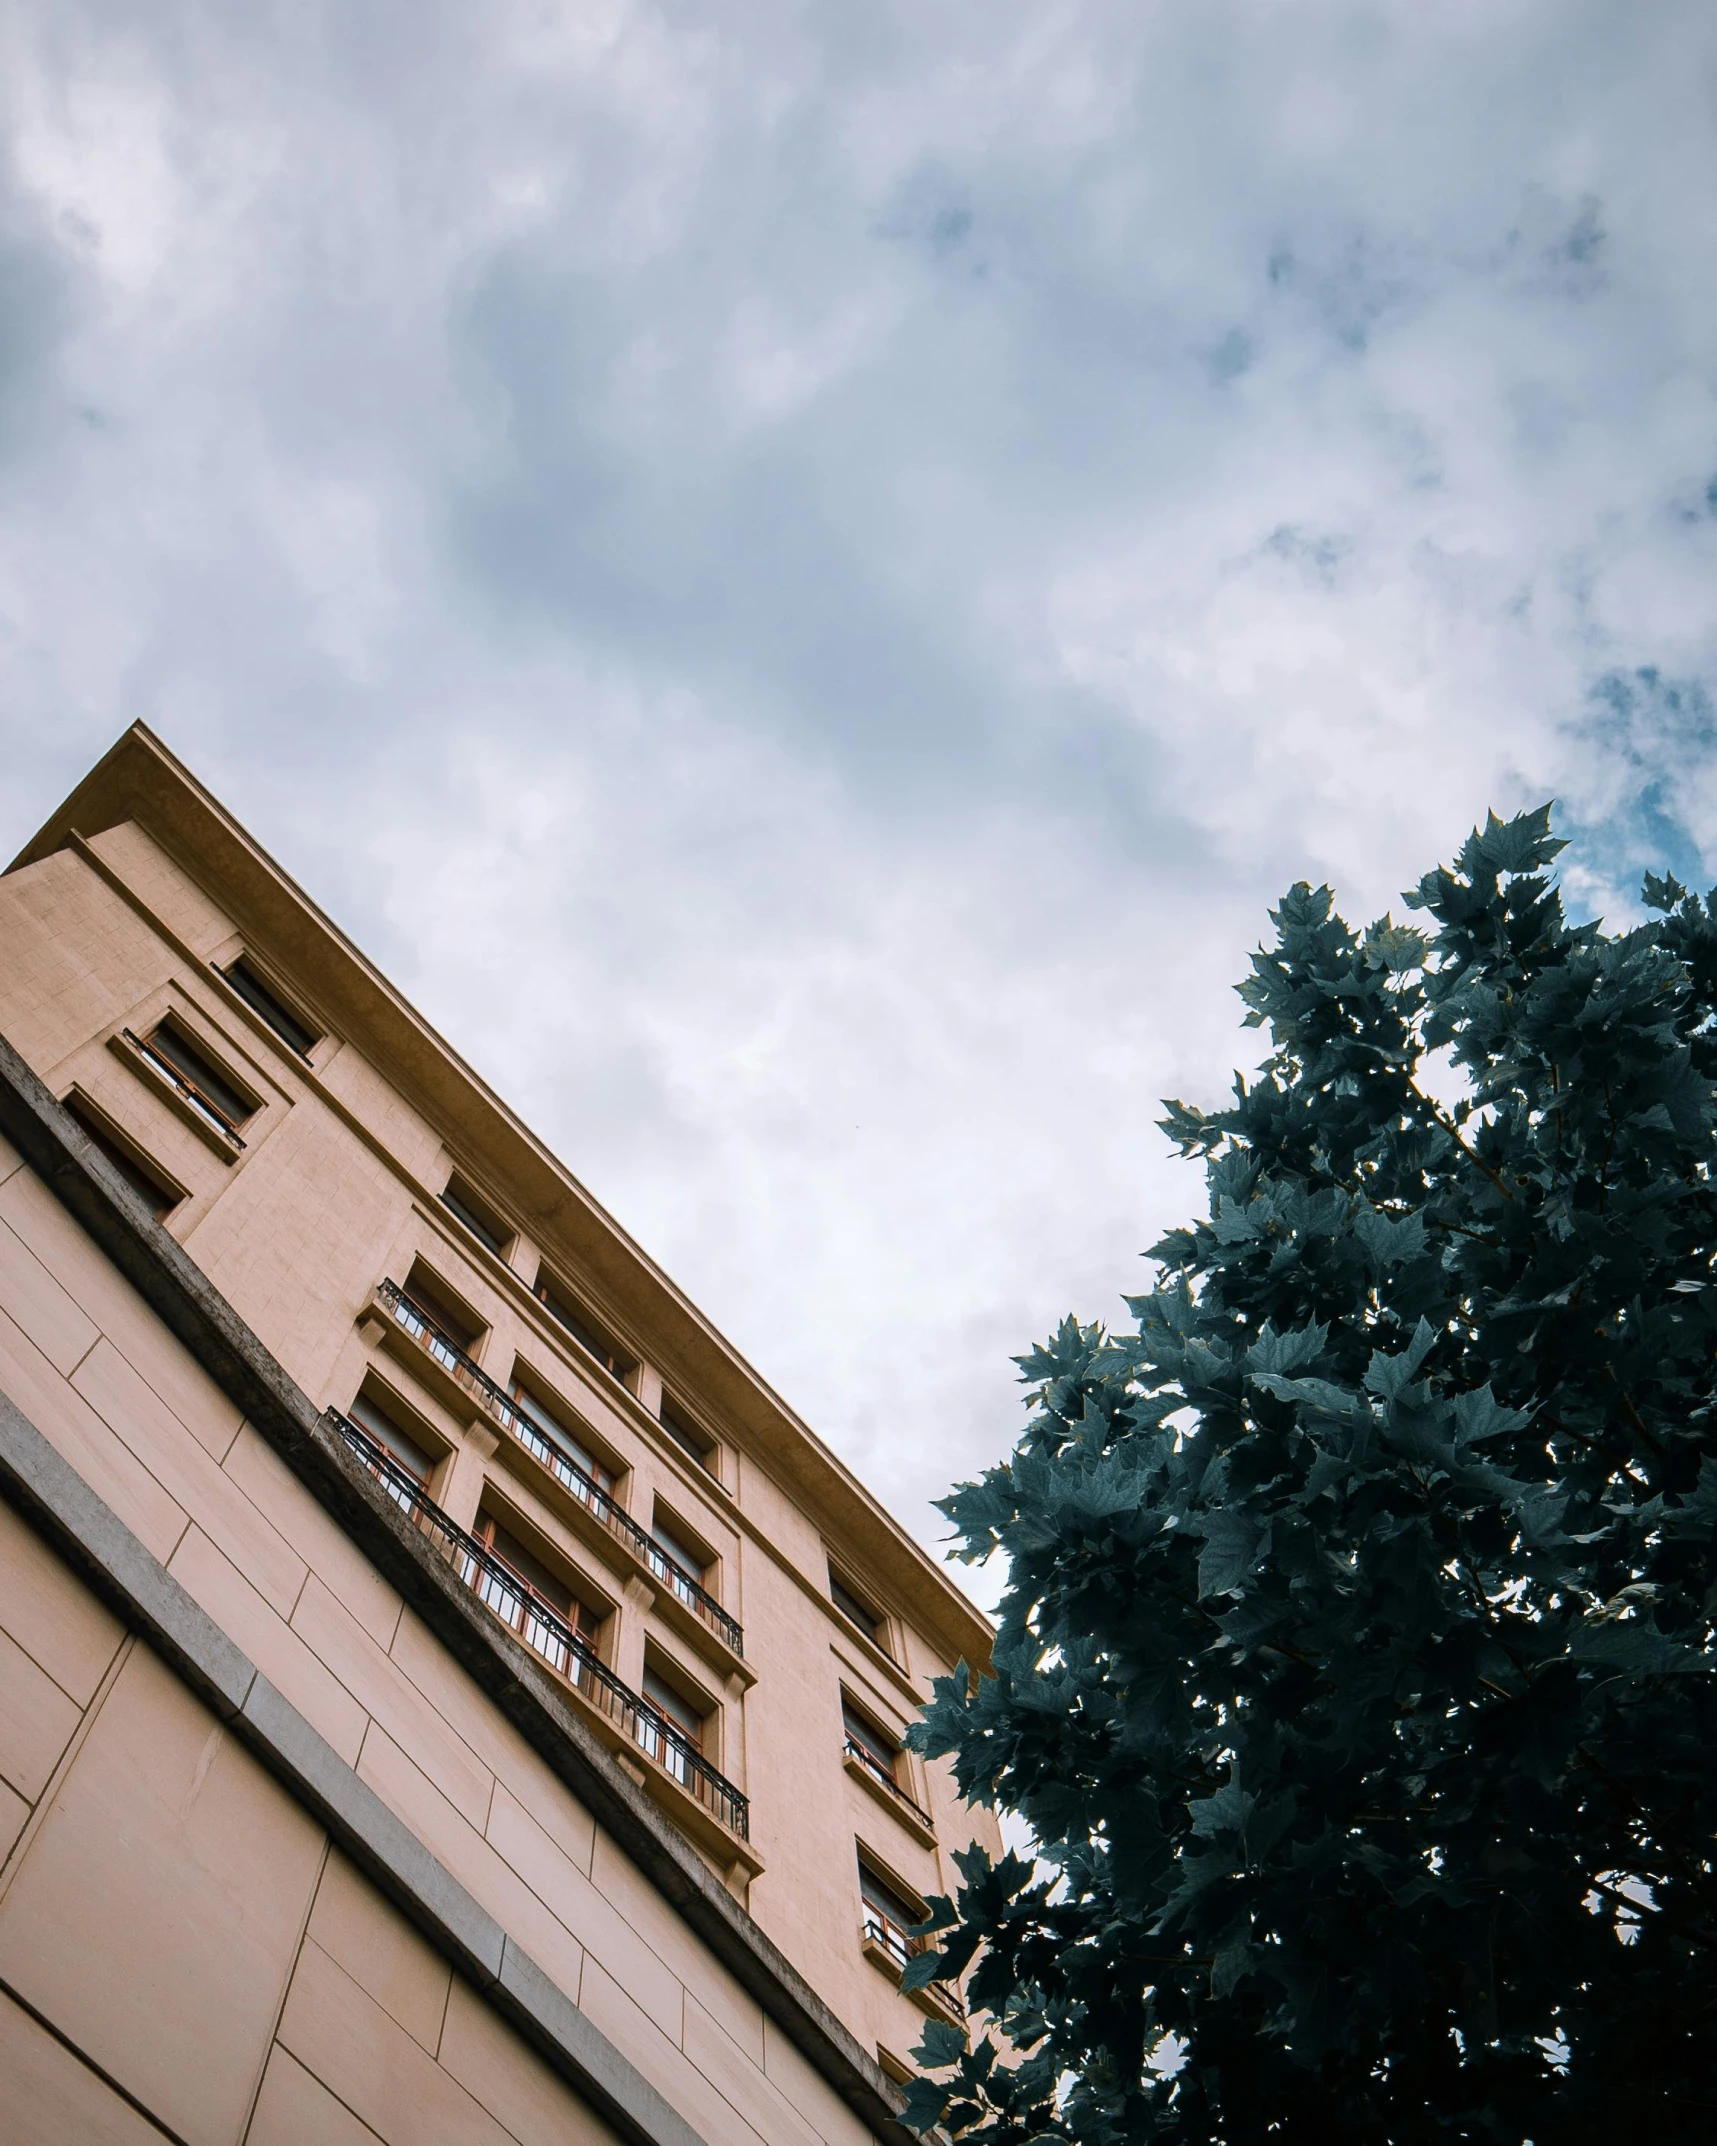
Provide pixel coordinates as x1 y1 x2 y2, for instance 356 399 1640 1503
1 0 1715 1582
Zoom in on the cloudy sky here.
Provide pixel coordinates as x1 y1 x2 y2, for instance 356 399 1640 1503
2 1 1714 1588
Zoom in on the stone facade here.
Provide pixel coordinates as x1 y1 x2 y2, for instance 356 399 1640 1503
0 725 997 2146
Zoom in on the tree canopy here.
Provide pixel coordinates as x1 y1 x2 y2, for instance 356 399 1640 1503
904 808 1717 2144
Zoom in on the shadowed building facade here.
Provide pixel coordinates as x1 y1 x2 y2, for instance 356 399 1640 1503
0 724 996 2146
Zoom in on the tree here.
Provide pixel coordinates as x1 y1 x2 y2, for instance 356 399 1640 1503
903 809 1717 2144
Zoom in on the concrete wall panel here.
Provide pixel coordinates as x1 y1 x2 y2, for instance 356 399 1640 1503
0 1644 326 2146
275 1936 518 2146
0 1491 125 1705
247 2045 387 2146
0 1986 168 2146
307 1846 454 2055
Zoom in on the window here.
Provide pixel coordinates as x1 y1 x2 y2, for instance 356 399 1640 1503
842 1698 901 1785
830 1565 888 1652
472 1507 606 1662
138 1020 256 1139
62 1094 182 1221
440 1174 510 1258
858 1855 924 1970
219 957 319 1058
649 1509 708 1586
347 1389 436 1482
659 1393 718 1476
508 1376 615 1495
400 1262 486 1355
641 1666 706 1752
533 1271 637 1387
475 1510 599 1629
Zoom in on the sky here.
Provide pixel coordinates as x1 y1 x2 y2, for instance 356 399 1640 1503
1 1 1715 1595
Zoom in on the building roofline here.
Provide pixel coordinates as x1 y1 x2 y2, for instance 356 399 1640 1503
8 722 994 1670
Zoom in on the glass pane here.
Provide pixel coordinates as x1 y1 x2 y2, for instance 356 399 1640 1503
145 1025 253 1126
222 958 318 1056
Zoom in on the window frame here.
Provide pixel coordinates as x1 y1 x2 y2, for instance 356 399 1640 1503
440 1173 513 1260
472 1503 609 1653
216 954 321 1060
346 1380 443 1486
140 1015 259 1138
399 1259 489 1358
658 1392 721 1481
639 1648 720 1774
841 1693 902 1782
506 1365 619 1496
531 1268 639 1391
828 1563 892 1657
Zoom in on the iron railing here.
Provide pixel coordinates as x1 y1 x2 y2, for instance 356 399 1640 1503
844 1733 934 1829
861 1908 966 2014
331 1409 750 1839
375 1278 743 1655
123 1028 248 1147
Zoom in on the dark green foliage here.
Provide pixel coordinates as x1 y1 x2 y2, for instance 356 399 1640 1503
904 810 1717 2144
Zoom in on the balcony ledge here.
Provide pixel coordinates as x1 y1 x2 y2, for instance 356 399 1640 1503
843 1749 936 1847
860 1934 966 2027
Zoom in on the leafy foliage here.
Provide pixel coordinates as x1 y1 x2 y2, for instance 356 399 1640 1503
904 810 1717 2143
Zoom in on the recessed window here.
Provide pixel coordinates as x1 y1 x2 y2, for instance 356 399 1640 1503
440 1174 511 1258
858 1854 924 1967
842 1698 901 1784
474 1507 605 1650
830 1565 888 1653
641 1665 707 1749
659 1393 718 1476
650 1506 710 1586
347 1389 436 1483
219 957 320 1059
400 1261 486 1355
533 1270 637 1387
62 1093 182 1221
138 1020 256 1140
508 1374 616 1495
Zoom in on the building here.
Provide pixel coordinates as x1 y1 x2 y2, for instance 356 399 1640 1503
0 724 997 2146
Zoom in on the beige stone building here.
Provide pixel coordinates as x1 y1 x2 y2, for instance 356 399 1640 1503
0 724 996 2146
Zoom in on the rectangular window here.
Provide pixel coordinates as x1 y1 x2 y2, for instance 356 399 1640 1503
649 1510 708 1586
641 1667 705 1749
219 957 319 1058
401 1262 486 1355
347 1390 435 1482
508 1378 615 1495
472 1508 605 1662
830 1566 887 1651
533 1272 637 1387
141 1020 256 1136
858 1855 924 1968
62 1095 182 1221
659 1393 718 1476
842 1699 900 1782
440 1175 510 1258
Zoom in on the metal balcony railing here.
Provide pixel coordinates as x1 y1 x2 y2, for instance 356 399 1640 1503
331 1409 750 1840
844 1733 934 1829
375 1278 743 1656
123 1028 248 1146
861 1908 966 2014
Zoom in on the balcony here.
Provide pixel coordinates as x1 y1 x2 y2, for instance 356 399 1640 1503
843 1732 936 1844
860 1907 967 2025
331 1409 752 1850
368 1278 744 1659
